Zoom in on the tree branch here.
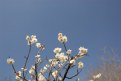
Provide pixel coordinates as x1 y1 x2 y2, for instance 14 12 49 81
66 69 82 79
23 45 31 81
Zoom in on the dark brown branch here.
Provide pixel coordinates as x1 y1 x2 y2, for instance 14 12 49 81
11 64 16 73
62 64 71 81
66 69 82 79
23 45 31 81
11 64 28 81
35 63 38 81
23 45 32 69
63 43 67 51
63 63 68 69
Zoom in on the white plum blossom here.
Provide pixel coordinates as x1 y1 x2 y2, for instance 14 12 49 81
58 33 63 43
36 43 45 50
49 59 58 67
30 35 38 44
52 70 58 78
35 54 40 58
26 35 37 45
78 62 84 69
69 59 76 65
40 66 47 74
16 76 22 81
53 48 62 54
62 35 68 43
38 73 46 81
74 53 84 60
29 66 35 75
15 71 22 81
21 67 27 71
37 58 42 63
35 54 42 63
58 76 62 81
55 53 68 63
58 33 63 37
36 43 41 48
7 58 15 65
16 71 21 76
26 35 31 45
58 63 63 68
58 33 68 43
29 69 35 75
79 47 88 55
66 49 72 55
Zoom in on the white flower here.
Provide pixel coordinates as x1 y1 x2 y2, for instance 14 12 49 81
26 35 31 45
29 66 35 75
62 35 67 43
53 48 62 54
31 35 37 43
59 53 68 63
93 73 101 79
55 53 68 63
29 69 35 75
49 59 58 67
58 63 63 68
52 70 58 78
58 33 68 43
31 65 35 70
36 43 45 50
16 71 22 77
16 76 22 81
79 47 88 55
38 73 46 81
74 54 84 60
35 54 40 58
16 71 22 81
7 58 15 65
35 54 42 63
40 66 47 73
36 43 41 48
69 59 75 64
21 67 27 71
37 58 42 63
26 35 38 45
58 33 63 37
78 62 84 69
58 33 63 43
66 49 72 55
58 76 62 81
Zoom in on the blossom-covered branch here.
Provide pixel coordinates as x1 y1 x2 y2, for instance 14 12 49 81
7 33 88 81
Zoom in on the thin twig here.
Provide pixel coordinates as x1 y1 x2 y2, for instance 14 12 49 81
23 45 31 81
66 69 82 79
63 43 67 51
11 64 28 81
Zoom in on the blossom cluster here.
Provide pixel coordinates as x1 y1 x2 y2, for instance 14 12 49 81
26 35 45 50
7 33 88 81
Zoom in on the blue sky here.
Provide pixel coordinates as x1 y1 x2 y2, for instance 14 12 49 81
0 0 121 81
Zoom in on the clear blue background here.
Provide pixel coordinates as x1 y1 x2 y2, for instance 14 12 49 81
0 0 121 81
